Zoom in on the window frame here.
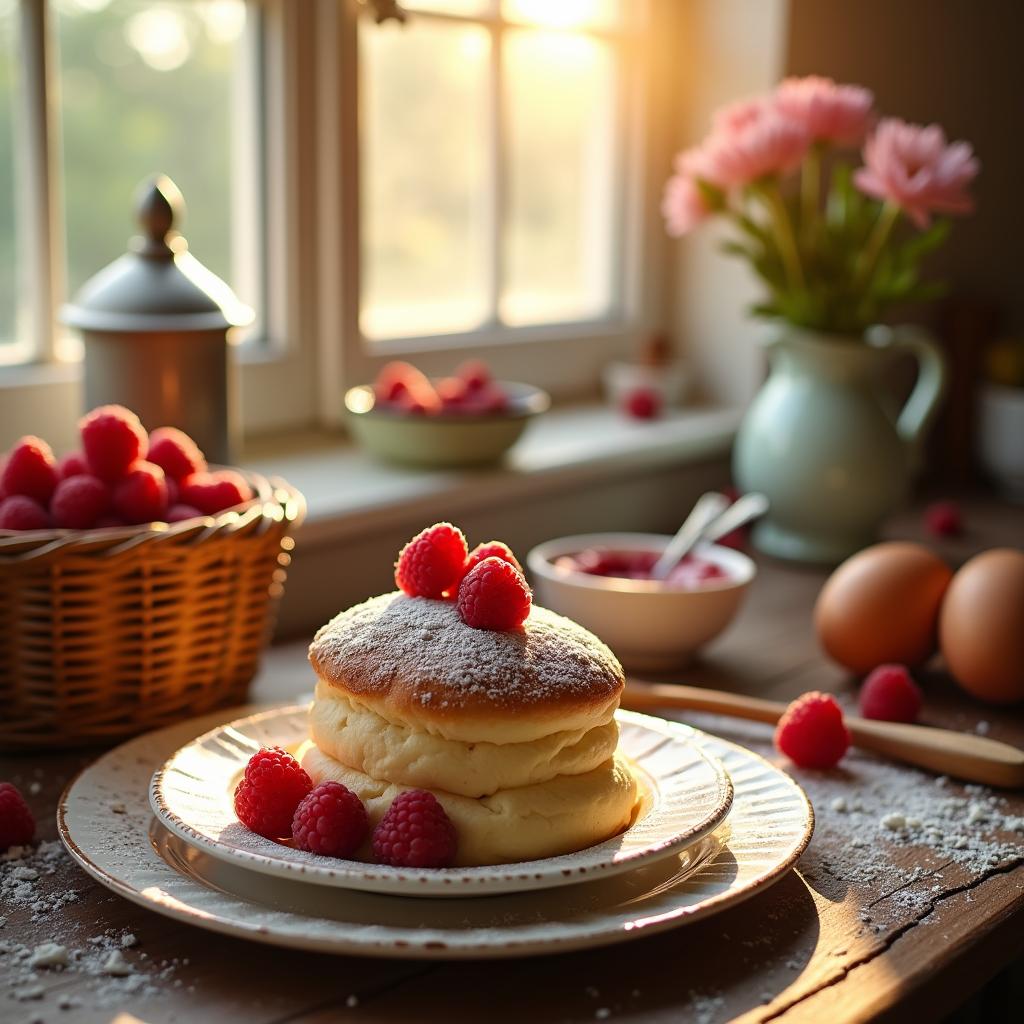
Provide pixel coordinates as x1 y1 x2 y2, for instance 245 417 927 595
0 0 671 444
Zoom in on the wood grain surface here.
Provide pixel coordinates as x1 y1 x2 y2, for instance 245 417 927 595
2 498 1021 1024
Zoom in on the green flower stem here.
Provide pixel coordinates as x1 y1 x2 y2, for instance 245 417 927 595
801 145 822 242
760 180 805 290
856 200 901 290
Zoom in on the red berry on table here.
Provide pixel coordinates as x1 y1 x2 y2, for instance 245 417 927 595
166 504 203 523
291 781 369 858
0 782 35 851
51 475 111 529
372 789 457 868
624 388 661 420
465 540 523 576
1 436 59 504
112 461 169 524
147 427 207 481
924 500 963 538
79 405 148 482
0 495 51 531
395 522 469 599
859 664 923 723
179 470 253 515
457 556 532 631
774 691 850 770
57 451 90 481
457 359 492 393
233 747 313 840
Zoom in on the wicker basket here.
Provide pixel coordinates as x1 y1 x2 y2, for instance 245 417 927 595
0 472 305 750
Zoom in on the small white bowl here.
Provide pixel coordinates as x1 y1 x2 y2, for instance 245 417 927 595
527 533 755 672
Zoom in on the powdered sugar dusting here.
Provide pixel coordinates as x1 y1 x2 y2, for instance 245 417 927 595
309 592 623 710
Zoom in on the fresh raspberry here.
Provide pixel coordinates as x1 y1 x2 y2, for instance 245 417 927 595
436 376 469 410
374 361 441 413
464 386 509 414
291 782 369 858
167 504 203 523
0 783 35 851
0 496 51 531
165 476 180 507
395 522 468 598
859 664 923 723
924 500 963 538
79 405 148 482
233 747 313 840
1 436 58 503
179 470 254 515
372 789 457 868
623 388 661 420
774 691 850 770
147 427 207 481
57 451 90 481
456 556 532 631
457 359 492 393
112 461 169 524
50 475 111 529
465 540 522 575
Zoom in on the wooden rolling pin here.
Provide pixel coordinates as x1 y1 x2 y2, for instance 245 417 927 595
622 679 1024 789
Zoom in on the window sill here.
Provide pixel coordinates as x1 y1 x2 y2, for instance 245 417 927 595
243 402 741 546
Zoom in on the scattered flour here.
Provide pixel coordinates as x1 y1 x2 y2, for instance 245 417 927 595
0 840 179 1012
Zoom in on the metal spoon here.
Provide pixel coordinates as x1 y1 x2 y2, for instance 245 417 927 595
649 491 730 580
701 491 769 544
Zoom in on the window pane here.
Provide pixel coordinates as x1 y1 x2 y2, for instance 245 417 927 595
56 0 256 311
502 0 622 30
0 0 26 356
501 29 617 326
361 19 490 340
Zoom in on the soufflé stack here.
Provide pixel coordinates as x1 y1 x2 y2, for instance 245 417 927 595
300 524 638 866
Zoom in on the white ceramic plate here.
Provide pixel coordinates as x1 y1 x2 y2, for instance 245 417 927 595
149 707 734 897
58 707 813 960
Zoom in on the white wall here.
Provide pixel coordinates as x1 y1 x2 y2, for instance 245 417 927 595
667 0 791 408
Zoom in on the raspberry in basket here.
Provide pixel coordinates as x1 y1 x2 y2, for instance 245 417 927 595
0 495 51 531
57 451 90 480
147 427 207 481
292 782 368 858
1 436 59 504
51 475 111 530
179 470 253 516
234 747 312 839
112 461 169 524
79 405 148 482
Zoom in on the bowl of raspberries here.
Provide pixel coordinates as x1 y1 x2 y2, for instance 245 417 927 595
0 405 305 750
344 359 550 468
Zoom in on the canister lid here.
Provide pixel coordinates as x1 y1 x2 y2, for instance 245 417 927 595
60 175 255 333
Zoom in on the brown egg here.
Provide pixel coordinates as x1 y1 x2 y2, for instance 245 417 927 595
814 542 952 673
939 548 1024 704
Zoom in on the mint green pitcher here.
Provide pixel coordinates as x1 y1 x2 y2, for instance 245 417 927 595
733 326 947 564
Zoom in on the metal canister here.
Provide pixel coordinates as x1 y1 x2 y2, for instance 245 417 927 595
61 176 254 463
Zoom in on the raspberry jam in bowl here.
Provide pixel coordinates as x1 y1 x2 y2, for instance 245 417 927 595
527 533 756 672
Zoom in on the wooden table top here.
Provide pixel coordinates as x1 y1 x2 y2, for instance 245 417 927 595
2 499 1022 1024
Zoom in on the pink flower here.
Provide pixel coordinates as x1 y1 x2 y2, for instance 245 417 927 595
700 109 809 188
661 174 712 236
712 96 774 136
854 118 979 227
775 75 874 146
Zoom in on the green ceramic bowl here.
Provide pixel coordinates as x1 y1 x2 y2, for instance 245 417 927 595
344 381 550 468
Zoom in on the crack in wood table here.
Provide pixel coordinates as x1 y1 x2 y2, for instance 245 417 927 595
2 498 1022 1024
